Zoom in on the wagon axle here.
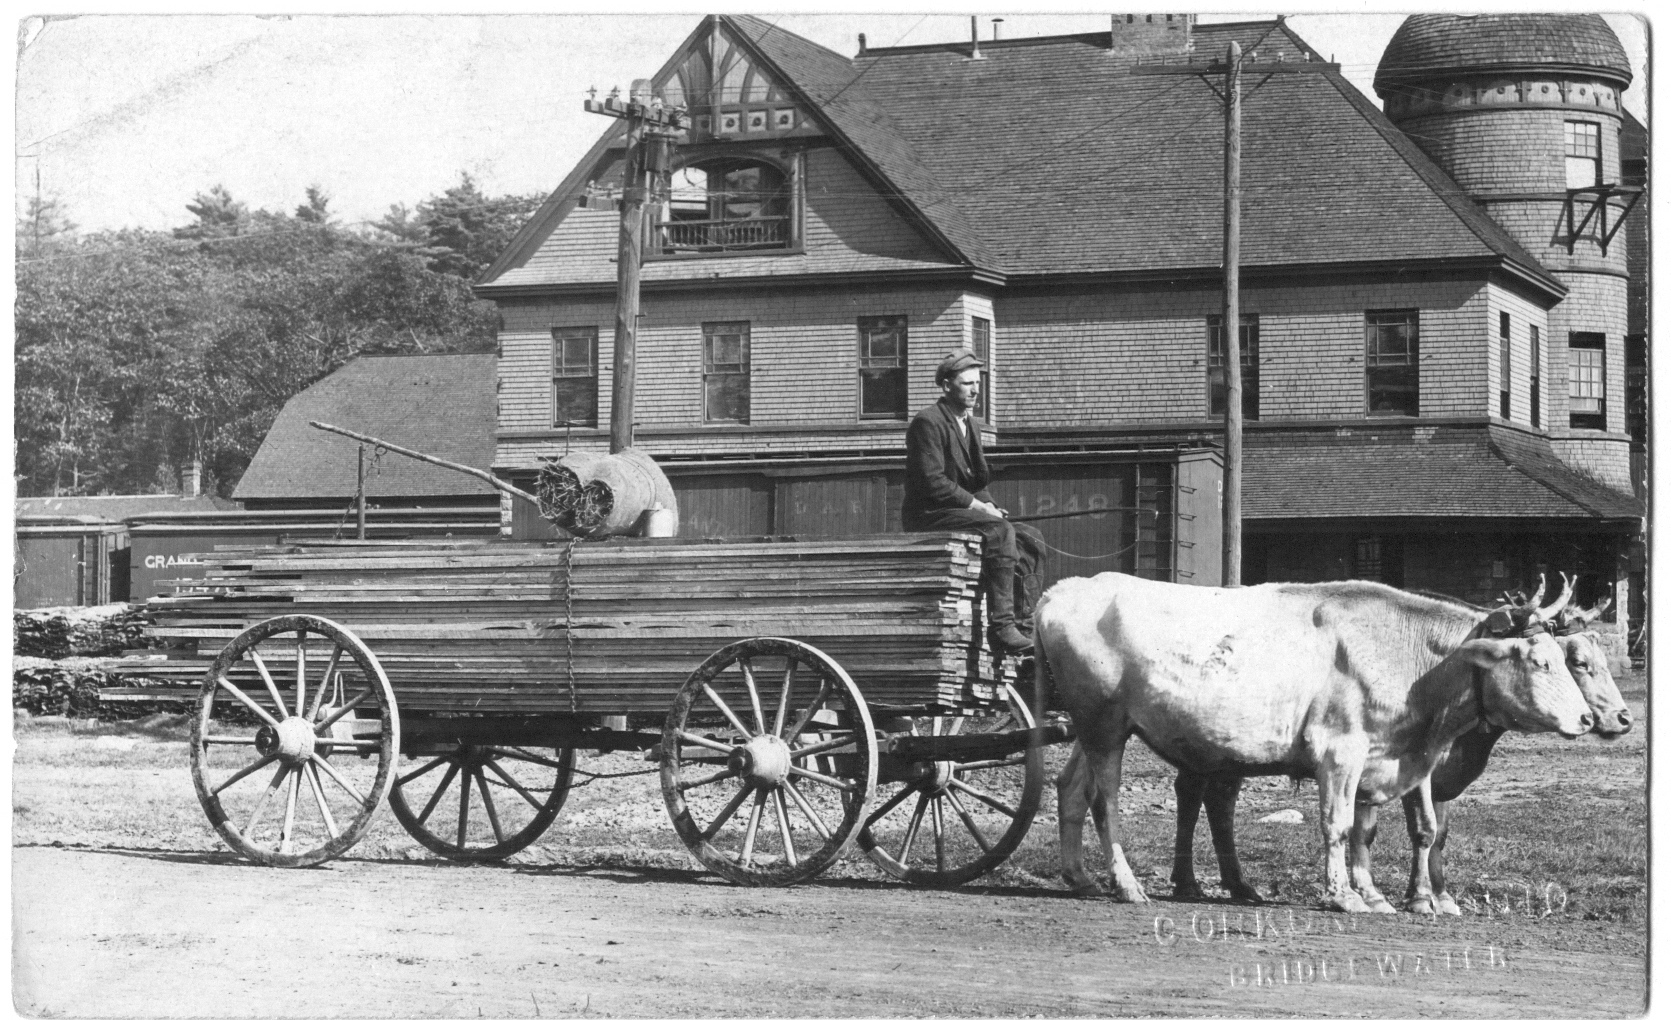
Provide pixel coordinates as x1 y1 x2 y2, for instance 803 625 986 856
253 718 318 764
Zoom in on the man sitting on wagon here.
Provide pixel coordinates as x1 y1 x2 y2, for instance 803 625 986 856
903 347 1045 656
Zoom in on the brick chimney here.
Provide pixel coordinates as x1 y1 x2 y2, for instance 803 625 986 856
182 458 202 498
1109 13 1193 60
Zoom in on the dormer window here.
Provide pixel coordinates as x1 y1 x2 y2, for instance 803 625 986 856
659 157 795 255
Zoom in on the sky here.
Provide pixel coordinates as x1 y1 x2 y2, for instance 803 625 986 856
12 9 1652 237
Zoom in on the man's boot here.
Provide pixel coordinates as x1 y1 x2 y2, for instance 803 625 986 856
987 559 1034 655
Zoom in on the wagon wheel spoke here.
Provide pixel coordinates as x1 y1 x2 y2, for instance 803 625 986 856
863 782 920 830
947 778 1017 818
772 660 797 738
393 754 450 788
313 689 373 734
699 784 755 842
932 797 947 873
294 637 308 718
474 770 506 845
676 765 738 793
483 759 545 811
278 767 302 855
418 762 462 826
309 753 373 810
305 762 340 840
773 790 799 868
455 765 475 849
246 650 290 720
242 763 291 839
201 734 261 746
782 679 832 746
739 789 768 867
783 776 833 840
787 764 853 792
674 730 736 755
899 794 930 864
213 754 279 796
788 733 859 760
945 788 993 853
485 746 569 771
700 683 754 738
215 675 282 730
737 658 768 735
305 646 342 723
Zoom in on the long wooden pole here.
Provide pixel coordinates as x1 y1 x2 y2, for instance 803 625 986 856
609 83 650 455
356 444 367 539
1222 41 1243 588
309 420 540 507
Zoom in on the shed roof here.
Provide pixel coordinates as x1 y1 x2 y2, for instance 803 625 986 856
233 353 499 501
16 494 233 523
483 16 1563 296
1245 426 1642 521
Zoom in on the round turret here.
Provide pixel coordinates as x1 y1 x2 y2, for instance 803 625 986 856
1374 14 1636 489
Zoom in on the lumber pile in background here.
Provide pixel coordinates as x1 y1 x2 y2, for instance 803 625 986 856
120 535 1016 716
13 603 148 658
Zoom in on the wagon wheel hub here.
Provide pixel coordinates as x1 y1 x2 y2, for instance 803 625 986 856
926 760 955 793
254 717 318 764
730 735 792 787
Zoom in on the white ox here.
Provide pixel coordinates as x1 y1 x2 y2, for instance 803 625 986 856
1035 574 1593 913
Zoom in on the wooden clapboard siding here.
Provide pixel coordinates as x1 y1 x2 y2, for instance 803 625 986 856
121 535 1017 717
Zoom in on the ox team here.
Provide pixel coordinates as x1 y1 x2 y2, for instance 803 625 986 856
906 348 1627 913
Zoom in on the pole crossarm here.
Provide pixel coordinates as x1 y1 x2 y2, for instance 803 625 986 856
583 95 687 130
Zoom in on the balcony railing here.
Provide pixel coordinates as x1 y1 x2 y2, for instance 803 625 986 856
659 216 790 253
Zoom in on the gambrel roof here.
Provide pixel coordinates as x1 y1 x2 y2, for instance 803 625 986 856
480 15 1563 298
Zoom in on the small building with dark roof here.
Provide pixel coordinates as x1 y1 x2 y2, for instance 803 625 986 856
235 352 501 511
474 14 1644 632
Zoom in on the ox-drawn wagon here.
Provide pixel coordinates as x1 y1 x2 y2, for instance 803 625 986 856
121 531 1073 887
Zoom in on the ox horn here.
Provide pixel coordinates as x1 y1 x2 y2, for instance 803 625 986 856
1582 595 1613 624
1535 572 1576 622
1525 574 1547 608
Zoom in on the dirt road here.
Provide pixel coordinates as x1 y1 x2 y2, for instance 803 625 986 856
12 843 1645 1017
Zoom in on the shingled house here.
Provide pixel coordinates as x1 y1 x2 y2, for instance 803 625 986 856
475 15 1645 640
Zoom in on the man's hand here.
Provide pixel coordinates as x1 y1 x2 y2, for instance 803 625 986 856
971 500 1007 519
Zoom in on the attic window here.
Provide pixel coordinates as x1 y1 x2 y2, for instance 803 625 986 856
658 157 795 255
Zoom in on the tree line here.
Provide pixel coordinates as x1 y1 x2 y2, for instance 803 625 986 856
14 176 543 498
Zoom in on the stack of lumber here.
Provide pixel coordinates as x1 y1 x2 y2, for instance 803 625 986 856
14 603 148 658
118 535 1017 715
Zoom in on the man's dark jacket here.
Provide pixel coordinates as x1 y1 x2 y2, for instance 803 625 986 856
903 397 991 526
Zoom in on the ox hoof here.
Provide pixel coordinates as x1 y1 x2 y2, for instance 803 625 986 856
1066 879 1104 897
1325 891 1371 913
1363 897 1397 915
1435 893 1462 917
1110 881 1150 904
1224 883 1265 905
1172 881 1207 901
1405 895 1436 916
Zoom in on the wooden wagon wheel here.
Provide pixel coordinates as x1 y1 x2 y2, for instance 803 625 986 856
389 743 576 861
190 615 399 868
856 683 1043 887
660 638 878 886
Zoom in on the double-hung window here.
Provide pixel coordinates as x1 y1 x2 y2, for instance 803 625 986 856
1366 310 1420 416
858 315 909 419
1499 312 1512 420
1568 332 1605 430
971 316 992 422
703 321 751 423
1208 314 1259 420
1530 325 1541 428
552 326 599 428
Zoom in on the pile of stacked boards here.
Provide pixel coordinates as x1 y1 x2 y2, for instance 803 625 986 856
123 535 1017 716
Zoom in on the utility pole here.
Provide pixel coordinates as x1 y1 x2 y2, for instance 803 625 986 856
584 81 686 453
1133 42 1332 587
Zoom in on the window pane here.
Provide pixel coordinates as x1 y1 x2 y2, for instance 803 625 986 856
1207 314 1258 419
971 317 992 421
553 378 598 428
860 369 907 418
1567 156 1600 189
561 336 593 373
709 333 745 368
1569 346 1604 411
706 373 750 423
1366 311 1419 415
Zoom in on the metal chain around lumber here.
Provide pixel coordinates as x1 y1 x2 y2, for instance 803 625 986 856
563 536 579 716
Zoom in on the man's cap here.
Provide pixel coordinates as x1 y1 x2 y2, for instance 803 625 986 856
935 347 985 386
